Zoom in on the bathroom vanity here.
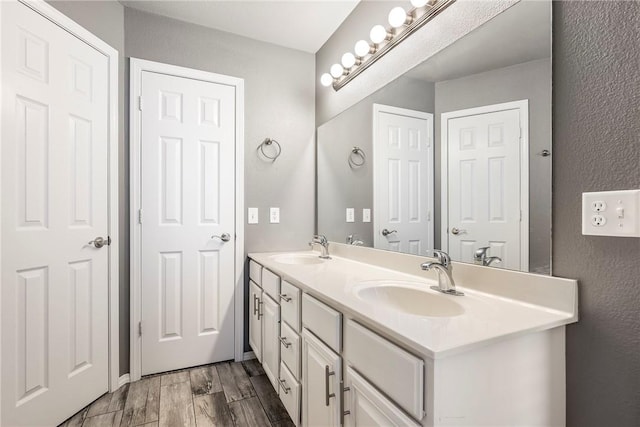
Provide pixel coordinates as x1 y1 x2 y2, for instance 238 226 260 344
248 244 577 427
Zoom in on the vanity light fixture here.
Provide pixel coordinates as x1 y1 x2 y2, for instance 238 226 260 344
321 0 455 91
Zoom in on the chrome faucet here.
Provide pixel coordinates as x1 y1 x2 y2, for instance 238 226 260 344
474 247 502 267
346 234 364 246
309 234 331 259
421 250 464 296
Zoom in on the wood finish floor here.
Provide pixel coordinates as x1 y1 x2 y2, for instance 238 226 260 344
59 360 294 427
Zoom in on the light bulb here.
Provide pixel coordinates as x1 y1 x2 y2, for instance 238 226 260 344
320 73 333 87
410 0 430 8
330 63 344 78
388 7 409 28
354 40 372 58
370 25 389 44
341 52 356 69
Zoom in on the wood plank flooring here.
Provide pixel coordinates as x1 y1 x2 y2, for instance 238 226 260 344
59 361 294 427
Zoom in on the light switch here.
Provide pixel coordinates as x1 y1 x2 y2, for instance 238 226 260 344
582 189 640 237
270 207 280 224
346 208 355 223
362 208 371 223
248 208 259 224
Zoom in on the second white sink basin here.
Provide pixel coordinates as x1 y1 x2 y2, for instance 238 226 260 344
271 253 325 265
355 282 465 317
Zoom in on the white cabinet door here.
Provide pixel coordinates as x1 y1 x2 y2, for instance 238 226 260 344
302 329 341 427
249 280 262 362
344 367 421 427
262 293 280 388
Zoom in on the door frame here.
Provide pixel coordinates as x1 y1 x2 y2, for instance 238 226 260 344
440 100 529 270
0 0 120 399
372 103 435 252
129 58 245 382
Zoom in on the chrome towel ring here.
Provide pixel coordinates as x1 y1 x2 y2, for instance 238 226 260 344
258 137 282 161
348 146 366 168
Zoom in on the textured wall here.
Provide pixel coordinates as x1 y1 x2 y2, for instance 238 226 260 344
553 2 640 426
46 0 129 375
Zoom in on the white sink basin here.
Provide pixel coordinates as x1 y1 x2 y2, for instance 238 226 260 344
271 253 325 265
355 282 465 317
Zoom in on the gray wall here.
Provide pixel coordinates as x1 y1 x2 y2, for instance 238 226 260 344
317 77 435 246
435 58 552 274
553 2 640 426
47 0 129 375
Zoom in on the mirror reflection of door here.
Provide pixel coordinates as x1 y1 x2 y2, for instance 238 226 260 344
373 104 434 255
442 100 529 270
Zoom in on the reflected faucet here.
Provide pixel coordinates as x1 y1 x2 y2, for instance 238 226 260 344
309 235 331 259
474 247 502 267
346 234 364 246
421 250 464 296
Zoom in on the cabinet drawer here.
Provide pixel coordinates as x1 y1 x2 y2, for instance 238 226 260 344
344 319 424 420
280 322 300 379
249 260 262 286
262 268 281 300
279 361 300 426
302 293 341 353
280 280 301 332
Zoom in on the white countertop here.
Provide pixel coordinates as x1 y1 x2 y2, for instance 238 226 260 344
248 249 578 359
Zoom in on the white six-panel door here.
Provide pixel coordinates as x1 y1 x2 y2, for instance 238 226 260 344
1 2 112 425
443 102 528 270
373 105 434 255
140 70 236 375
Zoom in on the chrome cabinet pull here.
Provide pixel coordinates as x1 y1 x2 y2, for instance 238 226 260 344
211 233 231 242
340 382 351 425
253 295 258 316
279 336 291 348
88 236 111 248
278 378 291 394
450 227 466 235
279 294 292 302
325 365 335 406
257 300 263 320
381 228 397 237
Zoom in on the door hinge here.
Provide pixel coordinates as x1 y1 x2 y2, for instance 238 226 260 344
138 321 142 337
138 96 143 111
138 209 142 224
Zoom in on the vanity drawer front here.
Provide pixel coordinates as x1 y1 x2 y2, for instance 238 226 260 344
344 319 424 421
302 293 341 353
280 321 300 379
249 260 262 286
280 280 301 331
279 361 300 426
262 268 281 300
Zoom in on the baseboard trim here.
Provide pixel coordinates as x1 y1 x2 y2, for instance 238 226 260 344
118 374 131 388
243 351 256 361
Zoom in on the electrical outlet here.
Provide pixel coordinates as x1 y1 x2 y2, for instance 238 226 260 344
346 208 355 223
582 190 640 237
248 208 259 224
270 207 280 224
362 208 371 223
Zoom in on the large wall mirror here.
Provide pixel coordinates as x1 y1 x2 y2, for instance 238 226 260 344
317 0 552 274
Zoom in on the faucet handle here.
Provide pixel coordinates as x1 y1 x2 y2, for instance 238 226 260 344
313 234 328 244
474 246 490 261
432 249 451 268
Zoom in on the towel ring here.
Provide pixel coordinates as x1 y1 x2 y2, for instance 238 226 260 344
348 146 366 168
259 138 282 160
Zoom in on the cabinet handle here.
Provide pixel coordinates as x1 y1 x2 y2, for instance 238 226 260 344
253 294 258 316
279 336 291 348
257 300 263 319
278 378 291 394
279 293 292 302
325 365 335 406
340 381 351 425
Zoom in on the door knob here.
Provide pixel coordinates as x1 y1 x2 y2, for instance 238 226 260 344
450 227 466 235
381 228 397 237
88 236 111 248
211 233 231 242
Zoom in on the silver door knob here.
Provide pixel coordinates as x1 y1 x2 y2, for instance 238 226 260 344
88 236 111 248
381 228 397 237
211 233 231 242
450 227 466 235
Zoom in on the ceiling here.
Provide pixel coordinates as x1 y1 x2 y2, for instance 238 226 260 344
120 0 360 53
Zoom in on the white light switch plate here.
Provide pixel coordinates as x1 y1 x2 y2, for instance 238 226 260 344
362 208 371 223
346 208 355 223
270 207 280 224
248 208 259 224
582 190 640 237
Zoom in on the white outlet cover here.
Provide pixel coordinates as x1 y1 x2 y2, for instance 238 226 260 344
248 207 259 224
582 190 640 237
346 208 355 223
362 208 371 223
270 207 280 224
